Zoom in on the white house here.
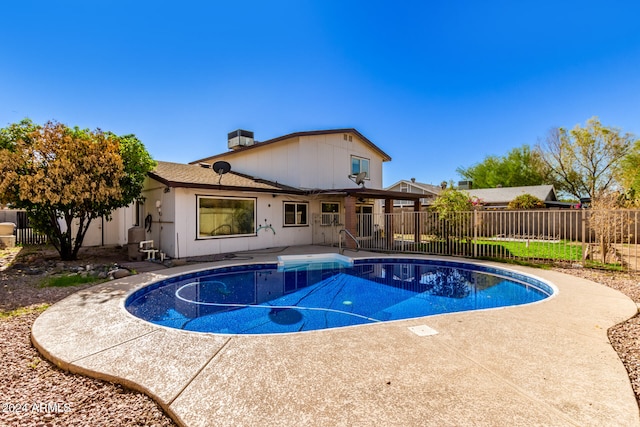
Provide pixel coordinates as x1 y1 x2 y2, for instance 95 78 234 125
383 180 563 211
384 178 443 209
128 129 421 259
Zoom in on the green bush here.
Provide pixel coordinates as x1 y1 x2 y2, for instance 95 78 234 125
507 194 545 210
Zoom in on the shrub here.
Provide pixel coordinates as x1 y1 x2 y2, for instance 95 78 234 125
507 194 545 210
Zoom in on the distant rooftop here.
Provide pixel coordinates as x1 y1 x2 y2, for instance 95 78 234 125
466 185 557 205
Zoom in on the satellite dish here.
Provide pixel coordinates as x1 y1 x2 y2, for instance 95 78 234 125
212 161 231 175
212 161 231 184
348 171 367 187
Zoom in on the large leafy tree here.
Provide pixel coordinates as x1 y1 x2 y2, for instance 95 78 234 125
456 145 549 189
616 139 640 206
0 119 155 260
536 117 634 200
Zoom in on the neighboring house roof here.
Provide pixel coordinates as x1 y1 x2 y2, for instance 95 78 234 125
190 128 392 164
385 179 443 196
384 179 442 206
148 161 305 194
466 185 557 206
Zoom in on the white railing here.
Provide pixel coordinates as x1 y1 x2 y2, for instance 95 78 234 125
338 229 360 254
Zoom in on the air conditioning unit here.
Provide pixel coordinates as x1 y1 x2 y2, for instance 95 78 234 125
458 180 473 190
228 129 254 150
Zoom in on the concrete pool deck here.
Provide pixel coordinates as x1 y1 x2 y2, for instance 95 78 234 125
32 246 640 426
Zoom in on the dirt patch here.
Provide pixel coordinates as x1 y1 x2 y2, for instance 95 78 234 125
1 245 131 312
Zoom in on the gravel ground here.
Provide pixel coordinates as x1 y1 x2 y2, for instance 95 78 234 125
1 246 176 427
1 246 639 426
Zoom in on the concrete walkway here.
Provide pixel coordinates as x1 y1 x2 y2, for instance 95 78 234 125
32 247 640 426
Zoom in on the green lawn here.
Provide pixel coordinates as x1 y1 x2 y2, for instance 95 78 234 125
39 274 104 288
475 239 583 262
416 238 583 262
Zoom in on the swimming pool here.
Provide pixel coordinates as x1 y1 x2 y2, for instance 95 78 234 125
125 256 554 335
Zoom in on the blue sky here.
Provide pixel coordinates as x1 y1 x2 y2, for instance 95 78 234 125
2 1 639 187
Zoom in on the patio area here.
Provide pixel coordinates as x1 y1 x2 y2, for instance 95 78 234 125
31 246 640 426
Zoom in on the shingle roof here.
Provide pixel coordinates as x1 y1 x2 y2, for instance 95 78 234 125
148 161 304 194
466 185 557 204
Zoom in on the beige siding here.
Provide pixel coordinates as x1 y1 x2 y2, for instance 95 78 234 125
154 186 317 258
212 132 385 190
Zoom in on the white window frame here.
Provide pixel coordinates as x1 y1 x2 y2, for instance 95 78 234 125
350 155 370 179
283 202 309 227
321 202 341 226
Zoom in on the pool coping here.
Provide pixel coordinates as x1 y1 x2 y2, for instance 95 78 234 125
31 246 640 426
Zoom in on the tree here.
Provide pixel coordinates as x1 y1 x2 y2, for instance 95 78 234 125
430 188 474 219
616 139 640 206
588 191 627 265
430 188 481 245
536 117 634 200
0 120 156 260
456 145 549 189
507 194 545 210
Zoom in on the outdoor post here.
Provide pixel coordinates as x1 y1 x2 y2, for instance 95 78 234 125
414 199 421 246
385 198 393 250
581 208 587 267
344 195 357 249
473 209 478 258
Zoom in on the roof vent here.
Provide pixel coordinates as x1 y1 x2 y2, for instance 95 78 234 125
228 129 254 150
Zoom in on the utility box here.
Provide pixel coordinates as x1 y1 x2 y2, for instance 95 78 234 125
227 129 254 150
127 226 146 261
0 222 16 249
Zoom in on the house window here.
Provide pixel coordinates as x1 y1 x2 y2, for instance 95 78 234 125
351 156 369 178
321 202 341 226
197 196 256 238
284 202 308 226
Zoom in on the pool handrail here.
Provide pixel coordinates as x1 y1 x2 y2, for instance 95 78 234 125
339 229 360 254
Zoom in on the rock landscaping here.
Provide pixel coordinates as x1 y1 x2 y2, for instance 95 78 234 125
1 246 175 426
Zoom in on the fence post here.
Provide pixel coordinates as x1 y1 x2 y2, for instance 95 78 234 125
473 210 478 258
581 209 587 267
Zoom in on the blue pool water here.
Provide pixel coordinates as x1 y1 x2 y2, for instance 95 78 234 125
125 257 554 335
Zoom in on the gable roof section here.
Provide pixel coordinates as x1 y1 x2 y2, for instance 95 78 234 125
466 185 557 204
148 161 305 194
386 179 442 196
190 128 392 164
